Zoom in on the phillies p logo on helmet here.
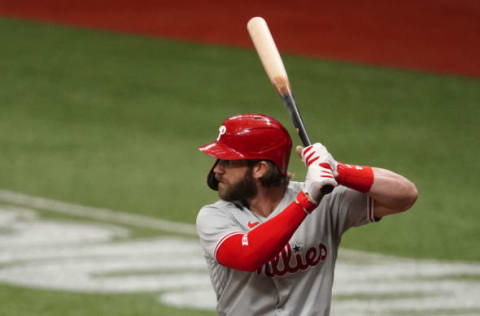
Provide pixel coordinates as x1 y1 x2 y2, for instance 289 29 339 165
217 125 227 141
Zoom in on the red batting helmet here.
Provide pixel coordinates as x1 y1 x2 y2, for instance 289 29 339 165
198 113 292 190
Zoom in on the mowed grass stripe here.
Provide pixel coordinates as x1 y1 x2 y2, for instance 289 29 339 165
0 189 196 235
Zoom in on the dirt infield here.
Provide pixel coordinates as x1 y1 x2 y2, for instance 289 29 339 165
1 0 479 76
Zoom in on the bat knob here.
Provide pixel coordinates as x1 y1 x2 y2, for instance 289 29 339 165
321 185 334 195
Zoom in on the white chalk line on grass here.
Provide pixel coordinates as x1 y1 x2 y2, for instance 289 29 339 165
1 189 480 315
0 189 197 235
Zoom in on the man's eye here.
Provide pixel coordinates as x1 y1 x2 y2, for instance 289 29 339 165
219 160 231 167
219 160 239 167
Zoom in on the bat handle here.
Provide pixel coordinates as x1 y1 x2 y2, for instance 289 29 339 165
281 94 334 195
282 94 311 146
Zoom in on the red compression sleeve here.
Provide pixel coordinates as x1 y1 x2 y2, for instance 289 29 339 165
216 191 317 272
336 162 374 193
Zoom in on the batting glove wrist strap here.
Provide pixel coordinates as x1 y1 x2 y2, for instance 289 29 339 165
296 191 318 214
336 162 374 193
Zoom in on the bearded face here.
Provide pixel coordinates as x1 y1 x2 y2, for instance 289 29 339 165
217 165 258 202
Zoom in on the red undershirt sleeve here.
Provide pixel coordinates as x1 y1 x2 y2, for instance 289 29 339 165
215 191 316 272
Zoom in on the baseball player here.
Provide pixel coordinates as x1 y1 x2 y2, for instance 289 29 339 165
197 113 417 316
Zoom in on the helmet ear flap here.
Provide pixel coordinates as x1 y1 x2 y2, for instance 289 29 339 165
207 160 219 191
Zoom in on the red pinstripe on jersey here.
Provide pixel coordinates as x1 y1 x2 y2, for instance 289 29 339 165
367 196 376 223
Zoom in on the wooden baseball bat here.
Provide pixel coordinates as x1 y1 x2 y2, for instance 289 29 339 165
247 16 334 194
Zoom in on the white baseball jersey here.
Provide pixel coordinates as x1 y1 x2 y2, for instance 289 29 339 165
196 181 376 316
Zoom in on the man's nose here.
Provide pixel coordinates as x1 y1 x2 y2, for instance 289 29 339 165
213 160 224 174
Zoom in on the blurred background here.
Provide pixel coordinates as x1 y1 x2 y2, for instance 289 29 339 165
1 1 479 315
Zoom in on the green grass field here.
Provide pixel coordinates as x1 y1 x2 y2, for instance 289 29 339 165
1 17 479 315
1 284 214 316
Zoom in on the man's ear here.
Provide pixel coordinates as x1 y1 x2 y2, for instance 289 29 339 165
252 161 269 180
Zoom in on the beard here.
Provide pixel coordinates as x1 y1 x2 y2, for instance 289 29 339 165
218 168 257 202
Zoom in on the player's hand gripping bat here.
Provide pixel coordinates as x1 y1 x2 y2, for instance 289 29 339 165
247 17 334 195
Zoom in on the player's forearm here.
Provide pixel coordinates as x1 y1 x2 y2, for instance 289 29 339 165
216 191 316 272
369 167 418 213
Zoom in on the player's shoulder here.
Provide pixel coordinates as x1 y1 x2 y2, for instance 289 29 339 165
198 199 243 213
196 200 242 224
287 180 303 194
329 185 363 201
